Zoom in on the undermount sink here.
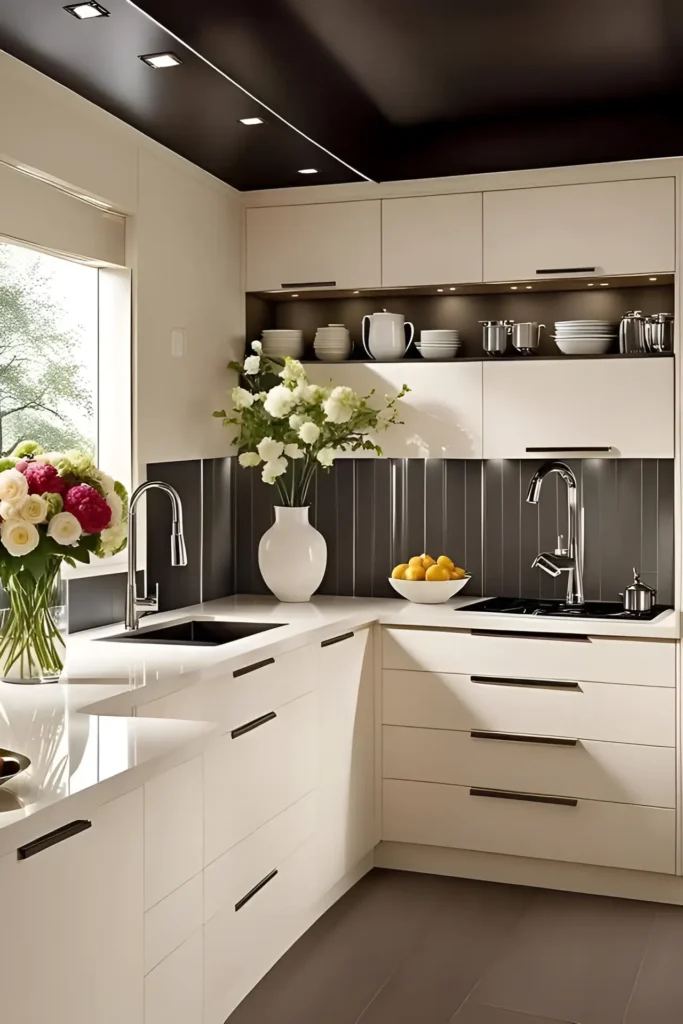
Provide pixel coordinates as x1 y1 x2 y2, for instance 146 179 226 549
99 619 286 647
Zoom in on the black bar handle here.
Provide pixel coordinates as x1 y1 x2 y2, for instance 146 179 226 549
535 267 596 274
233 657 275 678
235 868 278 911
281 280 336 288
321 631 354 648
471 629 590 643
469 787 578 807
471 674 581 690
525 446 613 453
231 711 277 739
470 729 578 746
18 819 91 860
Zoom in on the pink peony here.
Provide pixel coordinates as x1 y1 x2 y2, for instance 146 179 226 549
24 462 66 496
64 484 112 534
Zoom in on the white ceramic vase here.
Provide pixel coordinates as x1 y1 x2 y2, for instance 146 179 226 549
258 506 327 602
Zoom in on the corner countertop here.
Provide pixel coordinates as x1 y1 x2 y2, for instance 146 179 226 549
0 592 678 856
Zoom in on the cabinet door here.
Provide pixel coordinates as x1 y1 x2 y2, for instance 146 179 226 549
0 790 144 1024
246 201 381 291
144 755 203 909
483 177 675 281
482 358 673 458
382 192 483 286
317 628 375 895
305 362 483 458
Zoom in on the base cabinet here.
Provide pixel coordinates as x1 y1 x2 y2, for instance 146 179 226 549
145 930 203 1024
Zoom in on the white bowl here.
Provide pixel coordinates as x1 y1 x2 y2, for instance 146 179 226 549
389 575 470 603
555 338 612 355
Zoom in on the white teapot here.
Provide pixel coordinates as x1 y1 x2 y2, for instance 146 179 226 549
362 309 415 361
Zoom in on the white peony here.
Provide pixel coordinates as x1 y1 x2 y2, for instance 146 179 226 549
232 386 255 410
2 519 40 557
244 355 261 375
298 421 321 445
18 494 47 524
289 413 305 430
262 458 288 484
106 491 123 527
47 511 82 547
284 443 304 459
0 468 28 504
317 448 336 467
280 358 305 383
92 470 116 495
251 340 263 354
257 437 284 462
99 522 127 557
323 386 357 424
264 385 295 419
292 381 321 403
238 451 262 468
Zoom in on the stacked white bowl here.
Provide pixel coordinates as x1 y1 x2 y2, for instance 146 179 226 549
552 321 616 356
313 324 352 362
261 329 304 359
416 329 461 360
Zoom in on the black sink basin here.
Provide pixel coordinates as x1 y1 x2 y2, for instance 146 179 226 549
100 619 286 646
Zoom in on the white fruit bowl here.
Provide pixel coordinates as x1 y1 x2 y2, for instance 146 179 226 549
389 575 471 604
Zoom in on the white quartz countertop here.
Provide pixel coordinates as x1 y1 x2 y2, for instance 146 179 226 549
0 592 678 855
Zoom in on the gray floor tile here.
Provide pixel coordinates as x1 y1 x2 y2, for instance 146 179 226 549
625 905 683 1023
468 888 655 1024
453 1006 570 1024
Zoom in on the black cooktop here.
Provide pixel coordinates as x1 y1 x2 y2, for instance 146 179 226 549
460 597 669 621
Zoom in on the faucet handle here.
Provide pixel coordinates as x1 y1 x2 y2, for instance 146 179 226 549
137 581 159 613
554 534 568 556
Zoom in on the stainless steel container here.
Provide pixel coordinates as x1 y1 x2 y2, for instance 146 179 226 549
646 313 674 354
619 310 648 354
480 320 513 356
619 568 656 615
512 321 545 354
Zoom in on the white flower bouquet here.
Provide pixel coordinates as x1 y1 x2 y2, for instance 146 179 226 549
213 344 409 506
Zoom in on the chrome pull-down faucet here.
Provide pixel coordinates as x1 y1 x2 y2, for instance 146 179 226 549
125 481 188 631
526 461 584 606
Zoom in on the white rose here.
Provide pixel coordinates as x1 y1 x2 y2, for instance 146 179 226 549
1 519 40 557
289 413 305 430
47 511 82 547
257 437 284 462
251 340 263 354
323 386 357 424
238 451 262 468
18 494 47 524
106 491 123 527
316 448 336 468
231 386 255 410
262 458 288 485
0 468 28 504
0 500 20 521
264 385 295 419
99 522 127 557
284 444 304 459
298 421 321 445
280 358 305 383
244 355 260 375
292 381 320 403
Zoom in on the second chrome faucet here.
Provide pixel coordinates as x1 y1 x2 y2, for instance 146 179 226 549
526 461 584 606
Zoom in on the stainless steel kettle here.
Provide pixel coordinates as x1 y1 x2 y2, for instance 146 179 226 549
619 568 656 615
645 313 674 354
480 320 514 356
619 311 648 354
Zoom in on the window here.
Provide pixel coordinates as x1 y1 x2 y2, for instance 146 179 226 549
0 240 98 456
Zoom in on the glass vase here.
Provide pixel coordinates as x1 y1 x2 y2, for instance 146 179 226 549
0 561 67 684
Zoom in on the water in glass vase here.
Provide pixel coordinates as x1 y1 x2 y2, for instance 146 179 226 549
0 560 67 684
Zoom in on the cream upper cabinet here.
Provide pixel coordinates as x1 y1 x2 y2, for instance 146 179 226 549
305 362 483 458
246 201 381 291
483 177 675 281
482 358 673 459
381 192 483 286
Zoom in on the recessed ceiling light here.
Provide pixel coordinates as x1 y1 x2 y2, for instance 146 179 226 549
291 293 299 298
600 282 609 287
525 285 532 290
449 287 456 291
240 117 264 126
649 276 658 281
437 288 444 293
587 282 595 287
298 168 318 175
139 52 183 69
353 290 360 294
64 1 109 17
510 286 518 290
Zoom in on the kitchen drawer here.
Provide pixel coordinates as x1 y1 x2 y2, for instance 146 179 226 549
145 873 203 975
382 670 674 747
144 756 203 910
383 725 675 808
383 779 675 875
204 690 316 864
145 931 202 1024
382 627 675 687
204 790 316 922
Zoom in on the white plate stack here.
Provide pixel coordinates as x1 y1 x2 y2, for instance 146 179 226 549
261 329 304 359
416 329 461 360
313 324 352 362
553 321 616 356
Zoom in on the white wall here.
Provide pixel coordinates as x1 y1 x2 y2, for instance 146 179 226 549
0 49 243 473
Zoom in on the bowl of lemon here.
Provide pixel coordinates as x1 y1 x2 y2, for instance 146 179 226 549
389 554 470 604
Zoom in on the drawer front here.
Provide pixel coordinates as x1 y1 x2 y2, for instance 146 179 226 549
383 670 674 747
383 779 675 875
383 627 675 687
144 873 203 975
383 725 675 808
204 691 316 864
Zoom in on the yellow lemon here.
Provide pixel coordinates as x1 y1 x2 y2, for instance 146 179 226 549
392 563 409 580
421 553 436 568
437 555 454 570
452 566 467 579
404 565 426 581
408 556 424 569
426 564 450 582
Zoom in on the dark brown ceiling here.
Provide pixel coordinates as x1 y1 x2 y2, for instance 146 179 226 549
1 0 683 190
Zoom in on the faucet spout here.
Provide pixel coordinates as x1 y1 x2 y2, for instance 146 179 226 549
526 461 584 606
126 481 187 630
